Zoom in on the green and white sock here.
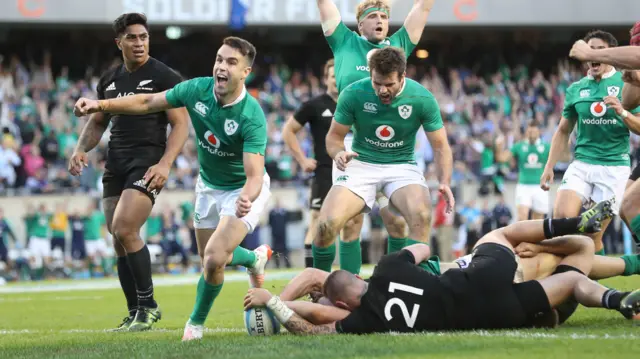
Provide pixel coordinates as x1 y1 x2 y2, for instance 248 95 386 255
339 238 362 275
312 242 336 272
189 274 223 325
229 246 257 268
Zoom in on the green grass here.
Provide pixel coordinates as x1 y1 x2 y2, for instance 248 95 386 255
0 272 639 359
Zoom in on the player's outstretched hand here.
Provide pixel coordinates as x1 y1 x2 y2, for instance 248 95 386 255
439 184 455 213
540 168 553 191
334 151 358 171
68 151 88 176
515 242 541 258
622 70 640 87
244 288 273 311
301 157 318 173
603 96 625 116
236 194 252 218
569 40 592 62
73 98 101 117
144 161 170 192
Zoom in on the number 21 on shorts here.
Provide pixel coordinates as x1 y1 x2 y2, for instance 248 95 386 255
384 282 424 328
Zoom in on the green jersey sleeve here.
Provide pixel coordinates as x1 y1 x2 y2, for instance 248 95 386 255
562 86 578 121
630 105 640 115
242 108 268 155
421 96 444 132
165 79 192 108
510 144 519 159
334 90 356 126
325 21 354 52
389 26 417 57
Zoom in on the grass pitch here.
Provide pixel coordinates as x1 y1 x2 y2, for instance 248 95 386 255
0 269 639 359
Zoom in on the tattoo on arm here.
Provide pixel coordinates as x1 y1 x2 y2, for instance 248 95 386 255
283 313 337 335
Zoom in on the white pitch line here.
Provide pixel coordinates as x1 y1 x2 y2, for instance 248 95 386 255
0 328 245 335
0 269 375 294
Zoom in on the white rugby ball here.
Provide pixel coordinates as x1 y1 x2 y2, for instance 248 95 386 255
244 307 281 336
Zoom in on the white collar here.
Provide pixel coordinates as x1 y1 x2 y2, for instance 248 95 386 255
587 67 617 80
396 78 407 97
213 84 247 108
359 34 389 46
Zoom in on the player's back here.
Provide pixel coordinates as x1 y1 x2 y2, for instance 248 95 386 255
98 57 182 162
294 94 336 168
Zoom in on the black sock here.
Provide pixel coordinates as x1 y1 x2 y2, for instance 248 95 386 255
127 245 157 309
117 256 138 317
304 244 313 268
552 265 583 324
602 289 628 310
543 217 581 239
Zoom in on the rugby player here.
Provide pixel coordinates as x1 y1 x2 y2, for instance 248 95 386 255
314 0 437 273
73 36 273 341
69 13 189 331
282 59 338 268
568 23 640 269
541 30 640 255
245 200 640 334
311 47 454 275
508 120 551 221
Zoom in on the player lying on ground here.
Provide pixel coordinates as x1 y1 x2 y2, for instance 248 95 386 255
313 46 454 280
73 36 273 341
569 21 640 250
314 0 437 273
69 13 190 331
245 200 640 334
543 29 640 255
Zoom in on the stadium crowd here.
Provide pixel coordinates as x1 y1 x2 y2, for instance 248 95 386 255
0 48 636 281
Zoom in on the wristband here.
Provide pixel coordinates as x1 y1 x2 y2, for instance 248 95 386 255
266 296 294 323
621 110 629 119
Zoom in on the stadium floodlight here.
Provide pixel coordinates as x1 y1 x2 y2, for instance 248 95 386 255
166 26 183 40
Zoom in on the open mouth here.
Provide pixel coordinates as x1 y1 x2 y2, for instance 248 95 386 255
132 49 145 56
375 26 383 33
216 74 228 86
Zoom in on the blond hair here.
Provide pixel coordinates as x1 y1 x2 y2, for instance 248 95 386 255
355 0 391 23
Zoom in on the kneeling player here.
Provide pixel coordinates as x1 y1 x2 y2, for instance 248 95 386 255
245 200 640 334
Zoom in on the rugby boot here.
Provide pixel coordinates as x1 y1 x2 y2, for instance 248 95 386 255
248 244 273 288
128 306 162 332
620 289 640 320
108 316 134 332
577 199 613 234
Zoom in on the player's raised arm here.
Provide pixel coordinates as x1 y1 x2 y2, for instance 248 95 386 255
403 0 435 44
570 41 640 70
317 0 342 36
74 91 174 117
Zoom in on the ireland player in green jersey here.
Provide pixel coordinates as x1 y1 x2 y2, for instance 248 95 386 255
311 47 453 273
317 0 436 272
26 203 52 264
568 22 640 269
509 121 551 221
542 30 640 255
74 37 273 340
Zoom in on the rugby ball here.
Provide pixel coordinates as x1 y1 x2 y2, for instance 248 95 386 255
244 307 281 336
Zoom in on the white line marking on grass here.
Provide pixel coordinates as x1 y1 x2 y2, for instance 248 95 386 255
0 328 245 335
0 295 103 302
0 269 375 294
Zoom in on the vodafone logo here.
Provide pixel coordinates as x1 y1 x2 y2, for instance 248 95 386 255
204 130 221 148
375 125 395 141
590 102 607 117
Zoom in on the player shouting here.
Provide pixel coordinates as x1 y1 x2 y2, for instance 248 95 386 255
73 37 272 341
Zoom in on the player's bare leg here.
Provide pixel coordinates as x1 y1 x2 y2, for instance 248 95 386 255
313 186 366 273
618 180 640 272
537 271 640 320
104 195 137 331
388 185 432 245
304 210 320 267
110 189 160 331
184 223 271 341
377 194 409 253
338 213 363 274
517 205 531 222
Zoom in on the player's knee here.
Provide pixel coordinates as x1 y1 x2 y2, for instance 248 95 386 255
315 218 339 246
575 235 595 255
405 208 431 229
620 196 637 223
203 250 229 274
112 220 137 243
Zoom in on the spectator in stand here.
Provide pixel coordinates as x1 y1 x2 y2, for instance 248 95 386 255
0 137 21 189
493 194 513 229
